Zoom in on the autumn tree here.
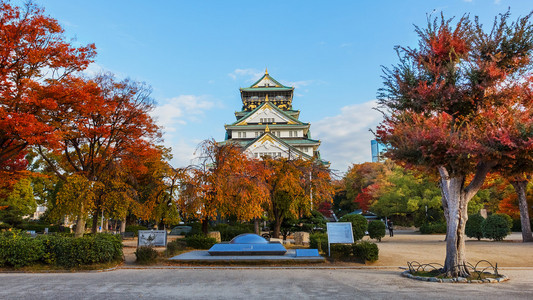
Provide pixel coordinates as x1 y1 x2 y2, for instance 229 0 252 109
35 73 162 235
179 140 269 234
377 12 533 277
263 157 332 238
54 174 97 237
487 78 533 242
0 0 95 178
128 146 181 230
0 0 95 211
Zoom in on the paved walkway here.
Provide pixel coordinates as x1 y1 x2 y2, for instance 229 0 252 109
1 267 533 299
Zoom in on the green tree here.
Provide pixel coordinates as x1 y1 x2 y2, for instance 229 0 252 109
0 178 36 226
370 165 442 226
54 175 97 237
339 214 367 241
368 220 386 242
465 214 485 241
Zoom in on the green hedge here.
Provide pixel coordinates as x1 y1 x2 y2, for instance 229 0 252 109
330 244 353 260
419 222 447 234
309 232 328 253
0 231 123 269
339 214 367 241
124 225 148 237
19 223 71 233
165 239 187 257
0 231 43 268
465 214 485 240
135 246 158 264
211 223 254 241
368 220 386 242
353 241 379 262
483 214 512 241
185 234 217 249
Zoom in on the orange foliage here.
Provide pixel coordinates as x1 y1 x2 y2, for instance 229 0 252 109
0 1 95 177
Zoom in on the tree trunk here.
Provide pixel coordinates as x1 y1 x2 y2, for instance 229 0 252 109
91 208 100 234
441 176 470 277
438 162 493 278
254 218 260 235
511 180 533 242
202 217 209 235
272 216 282 238
75 216 86 238
158 219 165 230
120 217 126 233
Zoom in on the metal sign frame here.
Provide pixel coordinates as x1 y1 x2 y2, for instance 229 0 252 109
137 230 168 247
326 222 354 257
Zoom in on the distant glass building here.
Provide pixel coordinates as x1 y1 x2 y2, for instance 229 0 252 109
371 140 385 162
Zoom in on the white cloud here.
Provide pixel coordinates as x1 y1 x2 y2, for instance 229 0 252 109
151 95 218 168
286 80 314 89
82 63 106 77
312 100 383 174
228 68 264 82
151 95 215 133
166 139 199 168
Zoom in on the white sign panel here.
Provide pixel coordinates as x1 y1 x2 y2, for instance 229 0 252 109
327 222 354 244
138 230 167 247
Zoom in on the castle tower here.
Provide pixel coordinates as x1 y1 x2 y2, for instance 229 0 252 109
221 70 328 165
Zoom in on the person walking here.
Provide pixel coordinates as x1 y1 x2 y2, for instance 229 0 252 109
387 220 394 237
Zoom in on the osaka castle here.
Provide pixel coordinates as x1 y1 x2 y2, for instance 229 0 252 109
221 69 328 166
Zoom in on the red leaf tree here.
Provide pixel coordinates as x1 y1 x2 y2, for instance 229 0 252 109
377 12 533 277
0 1 95 165
35 74 162 236
0 0 95 192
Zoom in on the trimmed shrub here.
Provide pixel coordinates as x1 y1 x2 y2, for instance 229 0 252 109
353 241 379 262
465 214 485 240
511 218 522 232
309 232 328 253
135 246 158 264
0 232 123 268
185 222 203 237
483 214 512 241
165 239 187 257
368 220 386 242
419 222 447 234
0 231 43 268
185 234 217 249
330 244 353 260
124 225 148 237
36 233 123 268
212 223 254 241
339 214 368 241
19 223 70 233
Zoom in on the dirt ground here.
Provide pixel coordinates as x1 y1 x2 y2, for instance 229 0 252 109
122 231 533 267
365 230 533 267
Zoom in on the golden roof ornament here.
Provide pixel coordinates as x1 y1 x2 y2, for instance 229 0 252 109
265 124 270 133
265 94 269 101
265 67 268 75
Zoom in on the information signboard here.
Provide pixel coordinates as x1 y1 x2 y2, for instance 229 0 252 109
138 230 167 247
326 222 354 256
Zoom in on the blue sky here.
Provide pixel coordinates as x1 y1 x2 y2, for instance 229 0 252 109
32 0 532 174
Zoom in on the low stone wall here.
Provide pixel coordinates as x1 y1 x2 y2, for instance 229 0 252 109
294 232 309 245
